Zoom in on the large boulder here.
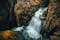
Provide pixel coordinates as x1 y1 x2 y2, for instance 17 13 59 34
42 0 60 40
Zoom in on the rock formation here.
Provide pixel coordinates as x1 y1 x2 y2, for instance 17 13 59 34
14 0 49 26
0 0 60 40
42 0 60 40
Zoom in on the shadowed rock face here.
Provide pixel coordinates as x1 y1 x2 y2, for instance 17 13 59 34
0 0 10 30
0 0 17 30
0 0 8 24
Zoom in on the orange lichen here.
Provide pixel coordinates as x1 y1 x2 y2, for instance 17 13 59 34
0 30 16 40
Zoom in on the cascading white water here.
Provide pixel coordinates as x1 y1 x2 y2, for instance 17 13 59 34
12 7 47 40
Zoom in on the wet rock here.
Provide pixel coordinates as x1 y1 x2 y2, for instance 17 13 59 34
42 0 60 40
14 0 40 26
14 0 49 26
0 30 17 40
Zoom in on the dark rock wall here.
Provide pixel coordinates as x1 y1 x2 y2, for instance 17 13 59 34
0 0 17 30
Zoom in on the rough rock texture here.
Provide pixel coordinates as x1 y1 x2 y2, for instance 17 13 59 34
14 0 49 26
0 30 17 40
14 0 41 26
42 0 60 40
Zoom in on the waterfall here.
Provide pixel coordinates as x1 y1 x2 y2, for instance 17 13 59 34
12 7 47 40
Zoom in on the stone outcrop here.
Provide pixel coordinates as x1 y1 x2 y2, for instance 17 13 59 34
14 0 41 26
14 0 49 26
42 0 60 40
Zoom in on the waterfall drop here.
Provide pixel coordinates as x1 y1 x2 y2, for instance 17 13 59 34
12 7 47 40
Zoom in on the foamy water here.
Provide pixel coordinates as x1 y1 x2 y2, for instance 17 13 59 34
12 7 47 40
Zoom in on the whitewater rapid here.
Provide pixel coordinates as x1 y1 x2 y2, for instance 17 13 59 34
12 7 47 40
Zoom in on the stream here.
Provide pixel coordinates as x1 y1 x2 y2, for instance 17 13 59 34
12 7 47 40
